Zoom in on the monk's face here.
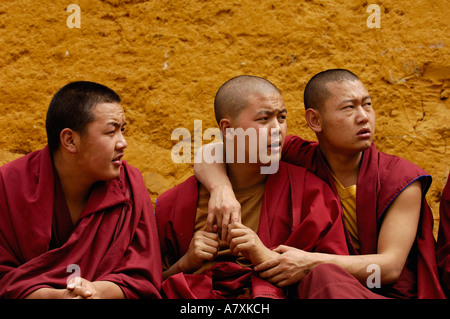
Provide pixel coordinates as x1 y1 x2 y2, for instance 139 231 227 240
76 102 128 181
232 92 287 164
318 80 375 155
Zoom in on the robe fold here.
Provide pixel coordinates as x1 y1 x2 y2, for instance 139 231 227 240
282 135 445 299
0 146 162 299
437 172 450 297
156 161 349 299
297 264 386 299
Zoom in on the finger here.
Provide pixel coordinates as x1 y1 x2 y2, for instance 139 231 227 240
198 230 220 241
259 264 283 280
192 235 219 253
71 286 93 299
273 245 289 253
254 258 279 272
274 279 291 288
229 236 250 255
230 209 241 224
67 276 82 290
226 225 247 244
224 205 242 240
266 273 288 286
196 250 217 261
201 238 220 253
206 209 217 233
220 212 230 242
200 240 220 253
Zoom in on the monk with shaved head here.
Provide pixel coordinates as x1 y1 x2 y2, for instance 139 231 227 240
155 75 360 299
194 69 445 298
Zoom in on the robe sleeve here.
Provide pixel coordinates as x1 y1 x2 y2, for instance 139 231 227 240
284 169 349 255
96 165 163 299
281 135 318 167
437 173 450 295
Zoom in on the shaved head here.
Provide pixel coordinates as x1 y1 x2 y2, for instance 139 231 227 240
214 75 281 125
304 69 360 110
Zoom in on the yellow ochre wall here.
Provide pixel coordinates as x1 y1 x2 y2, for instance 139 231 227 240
0 0 449 236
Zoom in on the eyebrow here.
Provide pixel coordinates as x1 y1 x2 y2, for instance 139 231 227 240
107 121 126 128
341 96 372 104
256 108 287 115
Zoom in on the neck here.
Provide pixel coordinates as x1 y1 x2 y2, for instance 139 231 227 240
227 162 267 189
319 145 362 188
52 151 93 223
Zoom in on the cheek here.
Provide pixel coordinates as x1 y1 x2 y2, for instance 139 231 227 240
85 141 113 162
322 120 348 141
280 123 287 136
370 114 376 127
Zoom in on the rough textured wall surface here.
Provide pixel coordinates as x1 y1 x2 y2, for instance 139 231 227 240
0 0 449 236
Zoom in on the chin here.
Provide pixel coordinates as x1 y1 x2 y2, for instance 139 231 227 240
360 140 373 150
102 168 122 181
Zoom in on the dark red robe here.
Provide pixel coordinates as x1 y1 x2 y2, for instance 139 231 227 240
282 135 445 299
156 161 350 299
0 146 162 299
437 172 450 297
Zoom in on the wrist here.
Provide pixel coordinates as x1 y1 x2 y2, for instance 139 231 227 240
309 252 332 270
25 287 61 299
177 255 195 274
92 281 124 299
209 180 233 194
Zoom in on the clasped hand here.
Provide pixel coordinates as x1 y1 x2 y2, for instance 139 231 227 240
183 222 279 272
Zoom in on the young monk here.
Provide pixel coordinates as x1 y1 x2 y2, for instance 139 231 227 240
194 69 445 298
155 75 365 299
437 172 450 297
0 81 162 299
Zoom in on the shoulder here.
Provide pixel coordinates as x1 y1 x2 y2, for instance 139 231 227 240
371 145 431 193
282 161 331 189
0 148 43 174
0 147 48 187
154 176 198 236
282 135 318 165
279 161 337 204
371 144 428 176
367 145 431 218
281 160 307 174
157 175 198 203
155 175 198 215
120 161 147 192
284 135 317 148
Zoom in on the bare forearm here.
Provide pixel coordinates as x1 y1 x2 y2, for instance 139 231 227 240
91 281 124 299
25 287 62 299
311 183 422 285
314 252 401 285
26 282 124 299
193 144 230 192
163 257 189 280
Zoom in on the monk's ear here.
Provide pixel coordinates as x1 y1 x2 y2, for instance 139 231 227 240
305 108 323 133
219 118 234 141
59 128 79 154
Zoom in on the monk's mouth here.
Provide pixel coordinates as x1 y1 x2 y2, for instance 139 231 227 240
356 128 371 138
112 154 124 165
267 141 281 153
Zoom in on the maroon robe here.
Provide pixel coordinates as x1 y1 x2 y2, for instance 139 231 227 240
282 135 445 299
156 161 349 299
0 146 162 299
437 172 450 297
